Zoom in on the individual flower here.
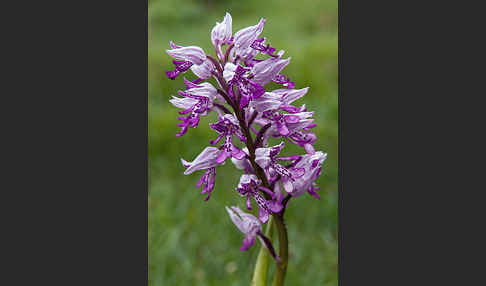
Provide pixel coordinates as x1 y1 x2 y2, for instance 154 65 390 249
272 87 309 112
166 42 206 65
255 142 305 193
211 12 232 59
288 151 327 198
181 146 222 175
169 80 219 137
209 114 247 163
226 206 279 258
261 111 314 137
181 147 223 201
248 92 282 113
236 174 283 223
226 64 265 108
250 51 290 86
249 87 308 113
166 42 210 80
232 18 266 61
226 206 261 251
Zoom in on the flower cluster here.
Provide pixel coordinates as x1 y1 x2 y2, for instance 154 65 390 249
166 13 327 255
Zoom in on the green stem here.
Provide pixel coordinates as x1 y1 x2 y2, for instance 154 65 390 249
251 216 274 286
272 214 288 286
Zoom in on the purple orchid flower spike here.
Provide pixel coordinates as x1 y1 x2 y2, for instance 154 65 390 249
255 142 306 193
288 151 327 199
236 174 283 223
209 114 247 163
165 14 328 273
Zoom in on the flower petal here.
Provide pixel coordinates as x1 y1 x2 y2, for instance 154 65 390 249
181 147 221 175
166 45 206 65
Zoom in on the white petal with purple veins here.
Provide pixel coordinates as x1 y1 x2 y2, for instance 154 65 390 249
186 82 218 99
211 12 233 47
249 92 282 112
166 45 206 65
169 96 198 109
251 57 291 86
190 59 214 79
233 18 265 57
181 147 222 175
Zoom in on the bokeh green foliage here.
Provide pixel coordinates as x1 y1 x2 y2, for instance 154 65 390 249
149 0 338 285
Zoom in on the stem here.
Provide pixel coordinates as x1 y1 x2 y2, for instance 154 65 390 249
272 214 288 286
251 216 274 286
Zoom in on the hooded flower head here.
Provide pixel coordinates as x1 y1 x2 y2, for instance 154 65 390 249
288 151 327 198
233 18 266 60
236 174 283 223
166 42 214 80
211 12 233 48
209 114 247 164
181 146 222 175
255 142 305 193
169 80 219 137
251 52 291 86
181 147 224 201
226 206 261 251
166 43 206 65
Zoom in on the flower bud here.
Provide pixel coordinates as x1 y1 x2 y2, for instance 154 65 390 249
166 44 206 65
211 12 232 47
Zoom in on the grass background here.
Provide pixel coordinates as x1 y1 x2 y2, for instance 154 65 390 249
149 0 338 285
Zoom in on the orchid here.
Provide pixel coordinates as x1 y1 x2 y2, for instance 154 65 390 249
164 13 327 286
236 174 283 223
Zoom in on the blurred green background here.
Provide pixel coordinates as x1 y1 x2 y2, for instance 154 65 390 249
149 0 337 285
